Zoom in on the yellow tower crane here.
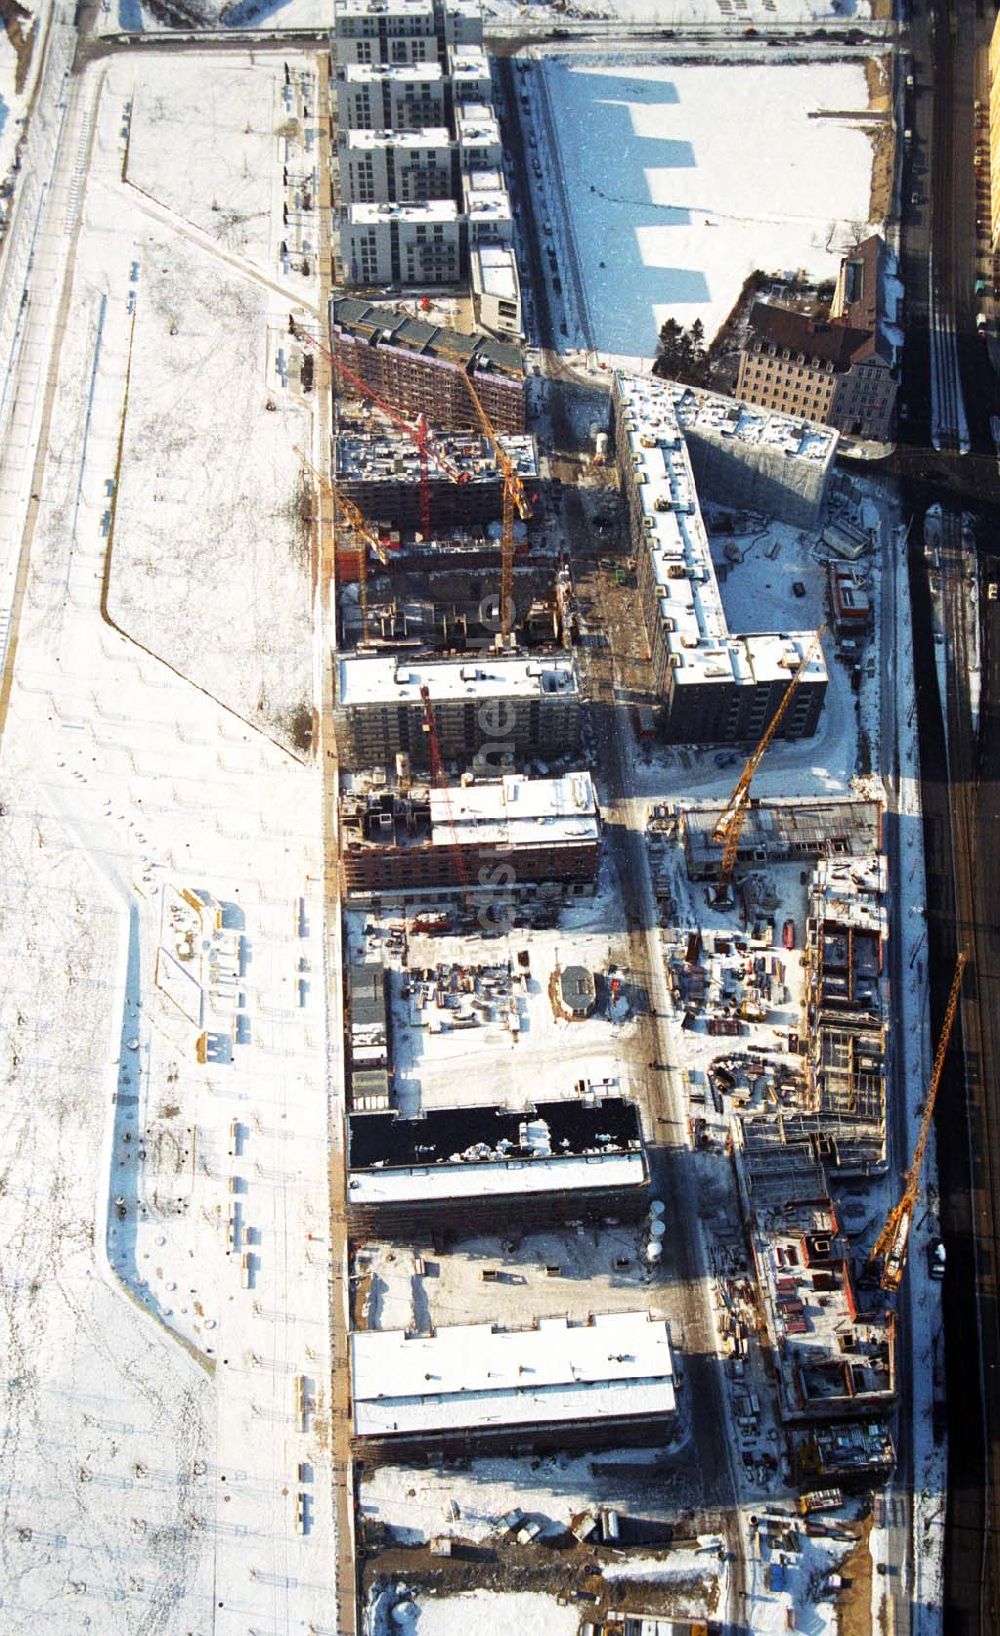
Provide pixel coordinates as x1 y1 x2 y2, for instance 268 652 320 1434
294 445 390 647
461 370 533 646
872 951 967 1293
712 626 827 903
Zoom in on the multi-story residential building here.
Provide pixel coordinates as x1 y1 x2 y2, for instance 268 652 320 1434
330 296 525 431
333 653 581 771
333 0 439 65
336 62 447 132
340 200 461 285
334 425 535 527
612 372 830 745
338 127 454 206
455 101 503 170
471 244 522 338
333 0 484 64
462 167 513 245
735 236 899 442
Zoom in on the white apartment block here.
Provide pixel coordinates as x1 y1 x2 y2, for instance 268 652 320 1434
341 201 461 286
462 167 513 245
337 63 447 132
339 128 454 206
333 0 438 65
471 244 522 337
455 101 503 169
333 0 484 65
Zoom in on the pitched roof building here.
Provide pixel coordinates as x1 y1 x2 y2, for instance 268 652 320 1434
735 237 898 442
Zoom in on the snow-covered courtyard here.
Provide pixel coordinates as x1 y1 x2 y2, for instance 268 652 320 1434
533 57 878 355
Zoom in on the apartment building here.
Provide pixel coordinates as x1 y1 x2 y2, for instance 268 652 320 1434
462 167 513 245
735 238 898 442
471 244 522 338
338 128 454 206
336 62 447 132
340 200 461 286
333 0 439 65
613 372 829 745
333 654 581 772
455 101 503 169
330 296 525 431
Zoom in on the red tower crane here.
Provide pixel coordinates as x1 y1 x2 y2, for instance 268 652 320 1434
291 320 470 538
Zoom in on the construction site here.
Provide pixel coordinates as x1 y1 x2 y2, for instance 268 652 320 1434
0 1 942 1635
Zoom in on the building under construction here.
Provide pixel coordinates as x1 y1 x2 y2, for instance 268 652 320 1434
680 796 883 881
339 770 600 901
333 652 581 771
803 853 887 1171
733 1119 896 1437
333 426 537 531
330 297 525 433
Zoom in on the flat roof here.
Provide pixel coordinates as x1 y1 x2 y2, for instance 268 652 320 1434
336 0 434 15
472 244 520 302
430 771 599 849
342 62 444 83
456 109 500 143
448 46 491 77
614 372 828 690
347 200 459 225
337 653 580 708
344 127 452 151
334 429 536 482
463 171 511 218
351 1312 676 1438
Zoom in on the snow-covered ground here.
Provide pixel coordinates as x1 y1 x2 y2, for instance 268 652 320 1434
0 42 337 1636
99 53 320 748
488 0 872 23
529 57 876 355
369 1587 581 1636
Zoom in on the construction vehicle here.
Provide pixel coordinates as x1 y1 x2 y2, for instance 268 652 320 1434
872 951 967 1293
294 445 390 647
711 627 826 903
461 369 532 645
419 684 471 905
290 319 470 536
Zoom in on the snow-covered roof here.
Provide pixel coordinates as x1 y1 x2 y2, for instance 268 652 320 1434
344 127 452 152
349 1149 644 1204
614 371 829 692
347 200 459 226
342 61 444 84
462 170 511 220
456 106 501 144
472 245 519 301
351 1312 676 1438
335 0 434 17
337 654 580 707
429 771 599 849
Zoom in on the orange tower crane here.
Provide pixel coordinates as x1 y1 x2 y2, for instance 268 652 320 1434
461 368 532 644
419 685 471 903
291 320 470 537
712 627 827 902
872 951 968 1292
294 445 389 646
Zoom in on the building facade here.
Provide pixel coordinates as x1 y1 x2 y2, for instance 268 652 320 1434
735 239 898 442
613 372 829 746
333 654 582 771
340 200 461 286
330 296 525 431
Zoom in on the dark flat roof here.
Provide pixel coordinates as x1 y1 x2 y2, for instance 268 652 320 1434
331 297 523 378
349 1096 642 1171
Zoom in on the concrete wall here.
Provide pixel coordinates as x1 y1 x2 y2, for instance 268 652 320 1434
683 426 833 531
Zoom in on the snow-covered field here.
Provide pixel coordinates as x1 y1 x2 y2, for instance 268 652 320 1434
488 0 872 23
0 43 337 1636
99 54 320 749
369 1587 581 1636
532 58 876 355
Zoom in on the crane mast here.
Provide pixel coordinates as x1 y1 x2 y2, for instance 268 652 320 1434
873 951 967 1292
461 369 532 644
295 444 389 647
291 320 469 538
712 627 826 902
